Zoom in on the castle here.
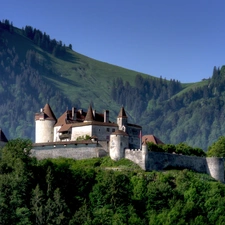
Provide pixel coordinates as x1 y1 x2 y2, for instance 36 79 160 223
32 103 224 183
34 103 141 149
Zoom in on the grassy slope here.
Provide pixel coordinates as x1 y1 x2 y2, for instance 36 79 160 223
173 79 209 99
5 27 161 119
9 27 208 105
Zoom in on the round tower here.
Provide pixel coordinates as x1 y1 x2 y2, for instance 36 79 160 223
206 157 224 182
141 142 148 170
35 104 56 143
109 130 129 161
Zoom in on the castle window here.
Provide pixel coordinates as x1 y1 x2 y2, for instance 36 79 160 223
112 128 115 132
106 128 110 132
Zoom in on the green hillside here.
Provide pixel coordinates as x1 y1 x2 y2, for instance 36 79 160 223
0 20 225 150
0 139 225 224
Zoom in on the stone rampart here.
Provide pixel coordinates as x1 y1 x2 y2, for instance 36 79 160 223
146 151 224 182
146 152 206 172
31 142 224 182
124 150 224 182
31 142 108 160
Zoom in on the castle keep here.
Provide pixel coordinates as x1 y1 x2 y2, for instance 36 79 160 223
32 104 224 182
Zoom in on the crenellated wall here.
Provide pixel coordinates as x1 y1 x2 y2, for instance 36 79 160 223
31 143 224 182
126 150 224 182
125 149 146 170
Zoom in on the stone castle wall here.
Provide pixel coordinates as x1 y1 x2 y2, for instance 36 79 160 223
31 141 108 160
125 149 224 182
146 151 207 172
125 149 146 170
31 143 224 182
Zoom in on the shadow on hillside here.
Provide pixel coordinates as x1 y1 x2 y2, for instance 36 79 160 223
43 73 79 87
58 50 80 64
41 62 79 87
31 49 80 88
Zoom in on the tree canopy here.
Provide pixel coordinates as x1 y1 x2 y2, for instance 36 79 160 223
0 139 225 224
207 136 225 157
147 142 206 157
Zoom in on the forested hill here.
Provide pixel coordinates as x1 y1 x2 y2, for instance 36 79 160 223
0 19 224 150
1 140 225 224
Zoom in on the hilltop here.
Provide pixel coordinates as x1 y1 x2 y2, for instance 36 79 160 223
0 20 224 150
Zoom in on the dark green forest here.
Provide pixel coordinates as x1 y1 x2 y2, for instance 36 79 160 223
110 66 225 150
1 139 225 225
1 19 225 150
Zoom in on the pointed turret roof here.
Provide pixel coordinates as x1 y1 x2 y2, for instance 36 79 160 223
84 105 94 122
0 129 8 142
43 103 57 121
118 106 127 118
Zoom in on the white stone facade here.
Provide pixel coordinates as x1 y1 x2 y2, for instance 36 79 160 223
35 119 55 143
35 104 139 145
71 125 92 140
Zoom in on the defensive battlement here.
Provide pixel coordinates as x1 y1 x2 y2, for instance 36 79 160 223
125 148 146 170
125 148 142 152
32 141 224 182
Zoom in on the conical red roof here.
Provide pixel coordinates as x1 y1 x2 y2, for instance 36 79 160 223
43 104 57 121
84 105 94 122
118 106 127 118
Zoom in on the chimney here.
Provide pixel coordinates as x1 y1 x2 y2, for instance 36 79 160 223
93 109 96 119
65 110 69 123
104 110 109 123
72 107 76 120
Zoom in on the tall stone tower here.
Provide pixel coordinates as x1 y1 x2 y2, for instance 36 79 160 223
117 107 128 130
109 130 129 161
35 104 56 143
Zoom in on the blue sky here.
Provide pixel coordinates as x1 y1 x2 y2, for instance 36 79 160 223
1 0 225 83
